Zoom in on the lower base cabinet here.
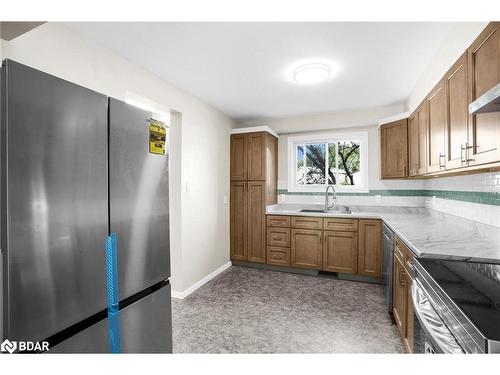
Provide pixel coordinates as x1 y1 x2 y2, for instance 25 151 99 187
392 256 407 338
267 246 290 267
322 230 358 274
358 220 381 277
290 229 323 269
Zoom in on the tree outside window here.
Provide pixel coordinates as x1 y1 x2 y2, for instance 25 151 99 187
296 140 360 187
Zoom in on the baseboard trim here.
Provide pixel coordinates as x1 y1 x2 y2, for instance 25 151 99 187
171 261 232 299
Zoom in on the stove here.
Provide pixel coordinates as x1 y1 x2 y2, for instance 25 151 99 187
414 258 500 353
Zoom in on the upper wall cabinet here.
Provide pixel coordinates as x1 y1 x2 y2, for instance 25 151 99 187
380 119 408 179
467 21 500 166
416 101 429 176
382 22 500 179
445 52 469 170
408 113 419 177
426 79 447 173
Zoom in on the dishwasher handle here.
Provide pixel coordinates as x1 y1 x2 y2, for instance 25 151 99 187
411 280 464 354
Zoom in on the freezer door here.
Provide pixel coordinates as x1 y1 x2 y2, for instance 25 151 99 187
50 283 172 353
1 60 108 342
108 98 170 298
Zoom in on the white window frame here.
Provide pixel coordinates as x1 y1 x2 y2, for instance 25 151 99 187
287 131 369 193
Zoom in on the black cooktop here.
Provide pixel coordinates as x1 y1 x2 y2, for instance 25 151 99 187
419 258 500 342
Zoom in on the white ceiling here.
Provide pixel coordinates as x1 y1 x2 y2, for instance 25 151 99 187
67 22 456 120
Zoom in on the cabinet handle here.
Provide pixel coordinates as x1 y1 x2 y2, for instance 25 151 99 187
439 153 445 170
403 165 407 176
399 268 407 287
460 144 466 166
465 143 475 164
272 236 280 240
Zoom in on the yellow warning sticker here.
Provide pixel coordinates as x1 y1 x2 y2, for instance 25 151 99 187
149 123 167 155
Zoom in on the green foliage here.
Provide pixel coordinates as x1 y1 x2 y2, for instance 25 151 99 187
297 141 360 186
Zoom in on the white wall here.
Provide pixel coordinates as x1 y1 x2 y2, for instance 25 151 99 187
405 22 487 112
1 23 235 295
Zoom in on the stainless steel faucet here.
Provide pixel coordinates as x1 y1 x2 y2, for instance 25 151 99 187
325 185 336 211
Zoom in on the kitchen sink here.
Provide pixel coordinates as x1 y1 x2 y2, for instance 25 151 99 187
300 206 351 214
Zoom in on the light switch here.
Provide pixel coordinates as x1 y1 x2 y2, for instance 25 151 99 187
223 195 228 205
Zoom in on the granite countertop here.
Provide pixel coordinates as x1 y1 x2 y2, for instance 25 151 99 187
267 204 500 264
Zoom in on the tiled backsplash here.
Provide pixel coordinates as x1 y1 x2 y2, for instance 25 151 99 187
277 172 500 227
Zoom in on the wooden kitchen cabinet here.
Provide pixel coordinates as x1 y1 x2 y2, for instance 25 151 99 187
358 219 382 277
380 22 500 179
230 131 277 264
426 79 447 173
230 181 247 261
291 216 323 230
231 132 274 181
230 134 246 180
246 132 267 180
291 229 323 270
266 227 291 248
323 218 358 231
393 255 407 340
445 52 469 170
380 119 408 178
394 236 415 353
323 230 358 274
267 246 290 267
417 101 429 176
247 181 266 263
404 277 415 353
266 215 291 228
467 22 500 166
408 113 419 177
230 180 267 264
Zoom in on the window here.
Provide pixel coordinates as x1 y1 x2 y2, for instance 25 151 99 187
288 132 368 192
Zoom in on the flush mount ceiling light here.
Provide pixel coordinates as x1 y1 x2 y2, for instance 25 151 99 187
293 63 331 85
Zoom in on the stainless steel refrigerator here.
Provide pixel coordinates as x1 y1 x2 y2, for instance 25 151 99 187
1 59 172 353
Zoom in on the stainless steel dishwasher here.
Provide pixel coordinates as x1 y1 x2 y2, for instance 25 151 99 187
382 223 394 313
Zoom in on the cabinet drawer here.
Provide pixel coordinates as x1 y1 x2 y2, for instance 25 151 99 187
266 227 290 247
291 216 323 230
323 218 358 232
267 246 290 267
266 215 291 228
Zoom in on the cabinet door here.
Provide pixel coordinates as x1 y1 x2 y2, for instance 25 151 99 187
230 181 247 261
247 181 266 263
468 22 500 165
446 52 469 170
417 102 429 175
404 278 414 353
291 229 323 270
408 113 419 176
230 134 246 180
392 257 407 339
246 132 267 180
426 79 447 173
323 230 358 274
380 119 408 178
358 219 382 277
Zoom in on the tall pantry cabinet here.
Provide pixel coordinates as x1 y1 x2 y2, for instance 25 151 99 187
230 131 278 263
